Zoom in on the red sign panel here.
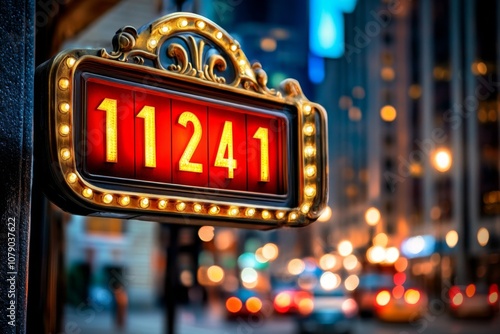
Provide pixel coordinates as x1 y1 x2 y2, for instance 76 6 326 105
83 76 287 196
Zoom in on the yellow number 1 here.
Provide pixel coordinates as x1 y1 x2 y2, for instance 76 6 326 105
97 98 118 163
253 127 269 182
137 106 156 168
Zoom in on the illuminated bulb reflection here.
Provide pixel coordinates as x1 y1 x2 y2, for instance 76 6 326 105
180 19 188 27
262 210 271 219
176 202 186 211
289 212 298 221
140 198 150 208
66 57 76 68
119 196 130 206
102 194 113 204
67 173 77 184
245 208 255 217
305 186 316 197
193 203 202 213
209 206 220 215
276 211 285 219
148 39 157 48
301 204 310 214
58 78 69 90
59 102 70 113
196 21 206 29
216 31 223 39
158 199 167 209
305 165 316 178
82 188 93 198
304 145 316 157
59 124 70 136
61 148 71 160
303 105 312 115
228 207 239 216
160 25 169 34
303 124 315 136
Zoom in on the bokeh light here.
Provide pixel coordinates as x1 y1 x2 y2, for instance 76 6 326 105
207 265 224 283
241 267 258 284
343 254 358 271
433 148 452 172
338 240 353 256
318 206 332 222
245 297 262 313
376 291 391 306
198 226 214 242
404 289 421 304
319 254 337 270
384 247 400 264
373 233 388 247
367 245 386 264
226 297 242 313
320 272 341 290
380 105 397 122
365 207 381 226
446 230 459 248
477 227 489 246
344 274 360 291
262 243 279 261
288 258 306 276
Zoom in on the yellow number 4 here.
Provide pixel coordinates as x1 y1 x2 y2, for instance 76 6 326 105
215 121 237 179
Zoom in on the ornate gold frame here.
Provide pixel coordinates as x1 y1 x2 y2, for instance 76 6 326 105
42 12 328 228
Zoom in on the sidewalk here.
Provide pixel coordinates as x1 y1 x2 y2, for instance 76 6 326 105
64 303 227 334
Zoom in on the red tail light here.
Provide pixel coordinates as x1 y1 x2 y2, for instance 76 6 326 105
226 297 243 313
449 286 463 308
376 290 391 307
274 292 292 313
487 284 499 306
404 289 421 305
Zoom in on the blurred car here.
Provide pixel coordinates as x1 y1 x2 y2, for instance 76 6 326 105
273 288 314 315
225 288 269 319
374 282 428 322
296 288 358 334
449 283 499 318
352 273 393 316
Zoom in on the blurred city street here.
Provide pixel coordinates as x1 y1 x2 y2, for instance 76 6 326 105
2 0 500 333
64 304 500 334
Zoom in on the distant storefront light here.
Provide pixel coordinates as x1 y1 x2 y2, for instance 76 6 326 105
365 207 381 226
432 148 452 172
380 105 397 122
445 230 459 248
477 227 489 247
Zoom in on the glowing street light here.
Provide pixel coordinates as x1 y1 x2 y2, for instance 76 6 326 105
477 227 489 247
445 230 459 248
432 148 452 172
365 207 381 226
338 240 353 257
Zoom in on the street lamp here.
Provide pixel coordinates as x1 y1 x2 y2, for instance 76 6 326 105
365 207 381 226
432 148 452 172
431 147 452 296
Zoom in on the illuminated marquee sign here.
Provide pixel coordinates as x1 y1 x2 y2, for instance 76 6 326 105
36 13 328 229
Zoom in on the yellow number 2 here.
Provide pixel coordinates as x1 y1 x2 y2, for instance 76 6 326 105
178 111 203 173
